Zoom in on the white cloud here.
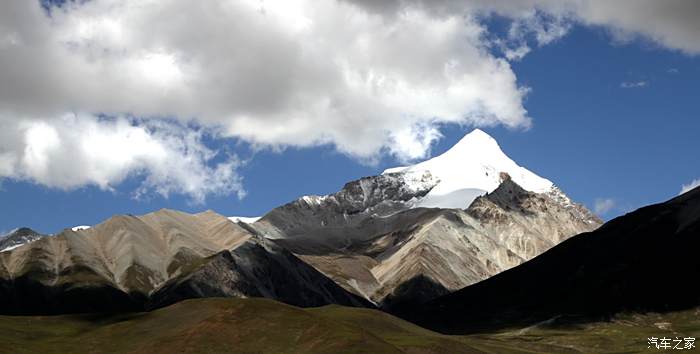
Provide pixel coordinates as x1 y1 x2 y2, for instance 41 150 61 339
0 0 532 165
568 0 700 55
498 10 572 61
620 81 648 89
366 1 700 54
680 179 700 195
0 114 243 203
0 0 699 198
347 1 700 54
594 198 616 215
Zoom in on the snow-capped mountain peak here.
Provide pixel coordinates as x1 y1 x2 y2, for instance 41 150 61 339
383 129 554 208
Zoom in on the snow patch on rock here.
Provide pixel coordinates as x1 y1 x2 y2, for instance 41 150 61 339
228 216 261 224
0 244 23 253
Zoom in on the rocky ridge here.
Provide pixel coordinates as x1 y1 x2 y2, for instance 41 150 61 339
0 209 365 314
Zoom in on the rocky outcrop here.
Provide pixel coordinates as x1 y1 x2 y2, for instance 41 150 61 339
466 175 601 260
411 185 700 334
0 227 45 252
252 170 438 243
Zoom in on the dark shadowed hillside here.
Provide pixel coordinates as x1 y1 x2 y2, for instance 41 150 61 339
411 186 700 334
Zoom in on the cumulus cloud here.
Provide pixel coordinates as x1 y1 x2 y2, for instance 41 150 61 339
498 11 572 61
350 0 700 54
0 0 532 164
347 0 700 52
0 114 243 203
680 179 700 195
620 81 648 89
0 0 699 198
569 1 700 55
593 198 616 215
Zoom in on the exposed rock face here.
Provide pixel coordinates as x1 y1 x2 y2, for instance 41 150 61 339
252 175 601 310
0 209 365 314
253 170 439 243
0 228 45 252
411 185 700 334
466 176 601 260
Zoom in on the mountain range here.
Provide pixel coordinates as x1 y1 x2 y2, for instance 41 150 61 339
2 181 698 352
0 129 601 315
249 130 600 310
2 128 699 353
0 209 365 314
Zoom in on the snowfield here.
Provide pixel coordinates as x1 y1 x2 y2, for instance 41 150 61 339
384 129 554 209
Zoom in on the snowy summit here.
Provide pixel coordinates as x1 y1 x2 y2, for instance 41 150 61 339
384 129 554 209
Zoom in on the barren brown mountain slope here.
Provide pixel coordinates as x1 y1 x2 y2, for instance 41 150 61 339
0 209 365 314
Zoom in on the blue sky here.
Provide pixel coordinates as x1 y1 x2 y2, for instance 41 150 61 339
1 1 699 234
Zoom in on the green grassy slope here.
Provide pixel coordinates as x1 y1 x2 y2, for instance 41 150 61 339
0 297 698 354
0 298 484 354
